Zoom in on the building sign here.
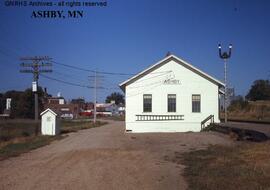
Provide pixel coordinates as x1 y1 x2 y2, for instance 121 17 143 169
32 81 37 92
163 79 181 85
60 108 70 111
6 98 11 110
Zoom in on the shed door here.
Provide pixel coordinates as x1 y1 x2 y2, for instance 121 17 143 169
46 116 54 135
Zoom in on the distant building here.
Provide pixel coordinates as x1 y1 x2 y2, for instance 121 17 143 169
118 103 125 115
78 102 94 117
84 102 94 110
47 97 65 105
45 104 79 119
96 102 118 116
44 94 79 119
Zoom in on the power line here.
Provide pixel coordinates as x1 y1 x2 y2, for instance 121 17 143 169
53 70 89 83
129 80 164 89
0 49 19 60
97 70 135 76
0 22 38 56
52 60 95 73
40 74 113 90
40 74 92 89
132 71 172 84
126 82 163 98
52 60 173 77
0 57 18 68
0 40 168 79
52 60 135 76
0 42 24 57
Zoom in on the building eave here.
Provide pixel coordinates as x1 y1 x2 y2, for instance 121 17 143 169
119 54 224 91
40 108 58 116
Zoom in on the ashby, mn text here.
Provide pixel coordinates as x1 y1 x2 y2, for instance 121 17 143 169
31 10 84 19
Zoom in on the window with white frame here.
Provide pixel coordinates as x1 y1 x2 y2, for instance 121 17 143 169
168 94 176 112
143 94 152 112
192 94 201 113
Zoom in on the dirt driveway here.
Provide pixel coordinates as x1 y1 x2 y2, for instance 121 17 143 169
0 120 232 190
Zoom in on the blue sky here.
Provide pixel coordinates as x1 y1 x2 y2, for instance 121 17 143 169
0 0 270 102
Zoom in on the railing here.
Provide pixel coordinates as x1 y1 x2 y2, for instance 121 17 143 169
201 115 214 130
136 114 184 121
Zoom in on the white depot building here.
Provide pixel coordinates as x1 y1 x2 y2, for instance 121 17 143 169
119 54 224 133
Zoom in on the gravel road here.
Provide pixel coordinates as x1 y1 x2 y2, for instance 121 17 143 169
0 120 232 190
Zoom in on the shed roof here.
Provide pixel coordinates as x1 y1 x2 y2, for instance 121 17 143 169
119 54 224 91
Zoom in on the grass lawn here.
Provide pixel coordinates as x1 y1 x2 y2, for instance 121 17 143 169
220 113 270 124
61 120 106 134
0 135 63 160
182 142 270 190
0 120 39 142
100 115 125 121
0 119 106 160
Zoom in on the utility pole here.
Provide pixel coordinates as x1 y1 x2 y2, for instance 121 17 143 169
218 44 232 123
89 71 104 124
94 70 97 124
20 56 52 121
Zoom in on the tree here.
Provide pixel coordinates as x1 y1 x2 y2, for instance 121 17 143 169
5 87 46 118
5 90 23 118
105 92 125 105
0 93 4 114
246 80 270 101
228 95 249 112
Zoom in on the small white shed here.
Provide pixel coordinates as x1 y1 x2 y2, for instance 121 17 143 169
40 108 60 135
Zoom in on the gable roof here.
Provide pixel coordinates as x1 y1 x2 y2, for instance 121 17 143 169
40 108 58 116
119 54 224 91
